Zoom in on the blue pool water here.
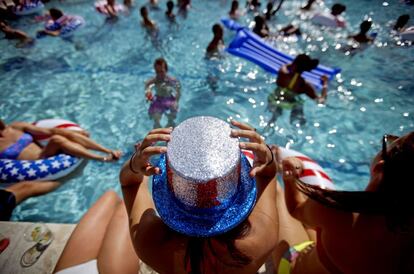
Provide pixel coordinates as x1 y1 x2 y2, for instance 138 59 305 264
1 0 413 223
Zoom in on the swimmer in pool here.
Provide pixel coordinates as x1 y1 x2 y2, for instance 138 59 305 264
206 23 224 59
0 19 33 47
267 54 328 126
144 58 181 128
139 6 157 32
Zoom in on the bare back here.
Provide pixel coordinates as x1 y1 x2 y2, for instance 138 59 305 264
126 176 278 274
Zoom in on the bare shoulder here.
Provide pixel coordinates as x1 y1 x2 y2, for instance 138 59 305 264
9 121 30 130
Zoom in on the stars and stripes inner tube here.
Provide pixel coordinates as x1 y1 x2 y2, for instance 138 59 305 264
0 155 83 184
45 15 85 38
13 1 44 16
0 118 84 184
242 148 334 190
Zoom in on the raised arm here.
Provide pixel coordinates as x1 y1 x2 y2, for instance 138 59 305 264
303 75 328 104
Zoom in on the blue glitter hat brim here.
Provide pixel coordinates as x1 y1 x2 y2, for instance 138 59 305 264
152 153 257 237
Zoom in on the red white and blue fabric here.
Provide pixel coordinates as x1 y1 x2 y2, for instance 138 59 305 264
242 148 335 190
0 154 82 184
13 0 44 16
45 15 85 38
0 118 84 184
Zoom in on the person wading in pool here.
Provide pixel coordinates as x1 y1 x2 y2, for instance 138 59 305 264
144 58 181 128
0 119 121 162
272 132 414 273
267 54 328 126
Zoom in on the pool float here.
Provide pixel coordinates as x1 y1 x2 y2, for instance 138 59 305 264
311 13 345 28
242 148 334 190
13 1 44 16
400 26 414 41
221 18 341 90
33 118 83 146
44 15 85 38
95 1 125 16
0 119 84 184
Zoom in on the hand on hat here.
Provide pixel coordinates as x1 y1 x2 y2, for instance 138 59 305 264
130 128 172 176
230 120 277 179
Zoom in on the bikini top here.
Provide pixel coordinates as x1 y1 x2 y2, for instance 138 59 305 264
0 133 33 160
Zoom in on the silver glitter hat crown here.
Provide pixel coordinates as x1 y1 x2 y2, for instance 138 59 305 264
152 116 257 237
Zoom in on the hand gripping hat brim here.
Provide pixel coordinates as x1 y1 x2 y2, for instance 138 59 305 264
152 153 257 237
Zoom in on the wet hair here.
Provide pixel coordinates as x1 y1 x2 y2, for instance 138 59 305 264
154 57 168 71
292 54 319 73
230 0 239 12
140 6 148 17
166 0 174 11
212 23 223 37
184 220 252 273
0 119 5 131
254 15 265 27
49 8 63 20
296 132 414 233
394 14 410 31
360 20 372 34
331 3 346 16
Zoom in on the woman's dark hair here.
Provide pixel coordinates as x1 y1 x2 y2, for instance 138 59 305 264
184 220 252 273
331 3 346 16
167 0 174 11
296 132 414 232
49 8 63 20
292 54 319 73
359 20 372 33
154 57 168 71
140 6 148 17
230 0 239 12
394 14 410 31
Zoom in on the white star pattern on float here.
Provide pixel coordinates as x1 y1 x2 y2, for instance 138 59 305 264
0 154 78 183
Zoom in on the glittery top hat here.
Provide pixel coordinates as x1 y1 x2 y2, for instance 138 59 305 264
152 116 257 237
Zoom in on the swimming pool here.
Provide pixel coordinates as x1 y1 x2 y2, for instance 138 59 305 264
2 0 413 223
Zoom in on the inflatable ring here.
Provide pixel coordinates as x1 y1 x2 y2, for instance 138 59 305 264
33 118 83 147
0 119 84 184
95 1 125 16
13 1 44 16
311 13 345 28
44 15 85 38
242 148 334 190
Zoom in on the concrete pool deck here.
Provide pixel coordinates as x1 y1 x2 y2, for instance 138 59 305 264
0 221 274 273
0 221 75 274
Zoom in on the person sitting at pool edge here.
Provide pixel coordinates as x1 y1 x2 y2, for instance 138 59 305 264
267 54 328 126
118 119 279 273
272 132 414 273
0 119 121 162
53 191 141 274
145 58 181 128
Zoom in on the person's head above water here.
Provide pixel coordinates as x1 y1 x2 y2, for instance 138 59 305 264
140 6 148 18
230 0 239 12
49 8 63 20
394 14 410 31
212 23 223 39
331 3 346 16
166 0 174 12
291 54 319 73
153 57 168 79
254 15 265 27
359 20 372 34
